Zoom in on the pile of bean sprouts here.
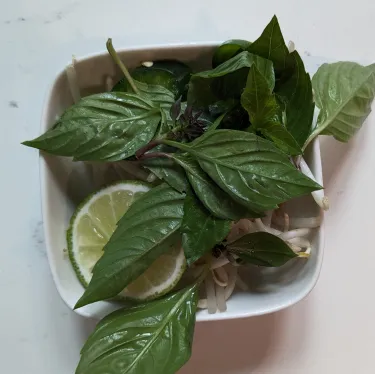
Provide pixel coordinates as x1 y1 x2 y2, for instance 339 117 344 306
66 58 326 315
191 210 321 314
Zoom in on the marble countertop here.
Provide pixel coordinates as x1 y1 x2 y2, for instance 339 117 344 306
2 1 375 373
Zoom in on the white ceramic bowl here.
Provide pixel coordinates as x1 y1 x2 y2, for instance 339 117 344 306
40 43 324 321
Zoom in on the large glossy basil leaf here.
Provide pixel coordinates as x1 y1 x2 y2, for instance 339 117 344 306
144 157 188 193
23 92 161 161
212 39 252 68
248 16 314 146
247 15 290 73
75 184 185 308
76 284 198 374
164 130 321 212
241 66 301 155
188 51 274 108
227 231 297 267
172 153 261 220
275 51 314 147
306 62 375 146
181 190 231 265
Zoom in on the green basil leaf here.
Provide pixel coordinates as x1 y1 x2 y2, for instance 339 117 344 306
171 153 261 220
275 51 314 147
306 62 375 146
164 130 322 212
227 231 297 267
75 184 185 308
76 284 198 374
212 39 252 68
23 92 162 161
181 190 230 265
247 15 290 72
188 51 274 108
144 157 188 193
247 16 314 146
241 66 302 155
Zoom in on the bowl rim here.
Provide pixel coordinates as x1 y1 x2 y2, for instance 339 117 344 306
39 43 325 321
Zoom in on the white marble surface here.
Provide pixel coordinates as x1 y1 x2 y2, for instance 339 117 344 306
2 1 375 373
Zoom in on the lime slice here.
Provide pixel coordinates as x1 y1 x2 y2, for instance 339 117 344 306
120 245 186 300
67 180 186 301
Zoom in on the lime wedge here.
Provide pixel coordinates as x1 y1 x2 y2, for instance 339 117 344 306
67 180 186 301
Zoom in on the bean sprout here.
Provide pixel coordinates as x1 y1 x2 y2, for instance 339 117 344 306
226 219 255 242
273 214 322 229
288 237 311 248
255 218 281 236
205 273 217 314
66 56 81 103
105 76 113 92
284 213 290 232
280 228 311 241
215 284 227 312
210 256 230 269
288 243 302 253
262 210 273 227
198 265 238 312
212 267 228 287
299 157 329 210
224 266 238 300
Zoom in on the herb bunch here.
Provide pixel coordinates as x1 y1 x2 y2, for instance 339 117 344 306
23 16 375 374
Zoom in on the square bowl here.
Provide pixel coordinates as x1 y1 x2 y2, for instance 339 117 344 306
40 43 324 321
